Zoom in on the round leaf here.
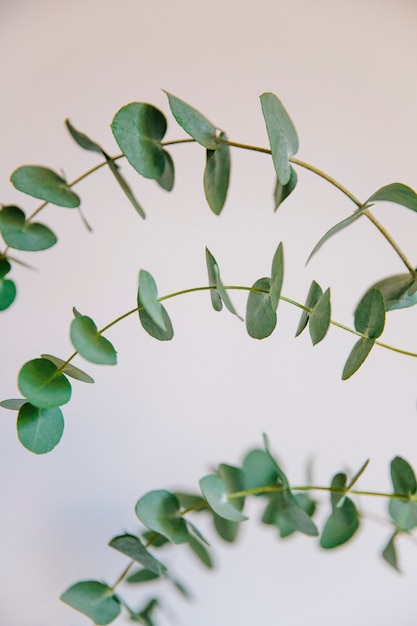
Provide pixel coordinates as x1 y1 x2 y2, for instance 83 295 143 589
354 288 385 338
0 278 16 310
139 305 174 341
0 205 57 251
111 103 168 179
320 498 359 549
61 581 121 625
18 358 72 408
70 315 117 365
135 490 189 544
199 474 248 522
11 166 80 208
246 277 277 339
242 448 279 491
17 402 64 454
0 258 11 277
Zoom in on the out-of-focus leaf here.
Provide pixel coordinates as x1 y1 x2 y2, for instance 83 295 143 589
260 92 298 185
213 514 240 543
262 489 318 537
354 289 385 338
295 280 323 337
11 166 80 208
126 569 160 584
320 497 359 549
0 398 26 410
203 132 230 215
135 490 189 544
156 151 175 192
242 448 279 491
273 167 297 210
382 532 400 572
0 205 57 251
367 273 417 311
188 534 213 568
70 315 117 365
165 91 218 149
391 456 417 495
109 534 166 576
61 580 121 625
41 354 94 383
341 337 375 380
0 277 16 310
0 258 11 277
199 474 248 522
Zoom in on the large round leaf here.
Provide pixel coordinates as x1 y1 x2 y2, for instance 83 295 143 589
246 277 277 339
70 315 117 365
17 402 64 454
111 103 168 179
11 166 80 207
0 205 57 251
18 358 72 408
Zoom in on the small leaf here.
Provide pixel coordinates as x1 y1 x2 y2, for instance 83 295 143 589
141 530 169 548
366 182 417 213
262 490 318 537
263 434 290 488
354 289 385 338
156 151 175 192
213 264 242 320
218 463 246 511
70 315 117 365
341 337 375 380
0 398 26 410
0 278 16 310
320 497 359 549
126 568 160 584
41 354 94 383
329 472 348 509
138 270 166 331
0 258 11 277
111 103 168 179
382 532 400 572
0 205 57 251
213 514 240 543
269 242 284 311
135 490 189 544
11 166 80 208
246 277 277 339
61 580 121 625
388 499 417 532
203 132 230 215
65 119 103 154
309 288 331 345
109 534 166 576
199 474 248 522
205 247 222 312
175 492 206 510
260 92 298 185
242 448 279 491
18 358 72 408
138 305 174 341
106 159 146 219
306 209 365 264
367 273 417 311
274 167 297 211
188 534 213 568
17 402 64 454
347 459 370 490
295 281 323 337
390 456 417 495
165 91 218 149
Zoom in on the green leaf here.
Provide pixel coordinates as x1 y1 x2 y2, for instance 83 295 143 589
242 448 279 491
156 151 175 192
175 492 206 510
341 337 375 380
263 434 290 488
141 530 169 548
65 118 103 154
306 209 366 264
329 472 348 509
111 103 168 179
41 354 94 383
320 497 359 549
382 532 400 572
274 167 297 210
109 534 166 576
17 402 64 454
246 277 277 339
203 132 230 215
213 264 242 320
138 305 174 341
218 463 246 511
0 205 57 251
18 358 72 408
165 91 218 149
390 456 417 495
137 270 167 332
61 580 121 625
309 288 331 345
0 278 16 310
188 534 213 568
367 273 417 311
295 280 323 337
347 459 370 490
0 258 11 277
70 315 117 365
366 182 417 213
106 159 146 219
135 490 189 544
270 242 284 311
11 166 80 208
262 490 318 537
260 92 299 185
199 474 248 522
0 398 26 410
126 568 160 584
205 247 222 312
389 499 417 532
213 514 240 543
354 289 385 338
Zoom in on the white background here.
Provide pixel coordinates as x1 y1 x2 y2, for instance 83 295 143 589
2 1 417 624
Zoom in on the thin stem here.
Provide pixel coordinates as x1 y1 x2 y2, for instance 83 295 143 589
228 484 417 502
110 559 134 592
363 209 416 275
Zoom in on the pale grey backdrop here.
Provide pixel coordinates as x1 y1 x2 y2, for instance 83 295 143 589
1 1 417 625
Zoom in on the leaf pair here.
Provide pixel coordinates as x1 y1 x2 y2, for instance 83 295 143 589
137 269 174 341
205 248 242 319
0 205 57 251
295 280 331 345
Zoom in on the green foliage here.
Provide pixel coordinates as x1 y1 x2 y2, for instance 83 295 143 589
17 403 64 453
18 358 72 409
367 273 417 311
260 92 299 184
203 132 231 215
135 490 190 544
274 167 297 210
70 314 117 365
366 182 417 213
109 534 166 575
0 205 57 251
165 91 219 149
11 165 80 207
60 581 121 625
